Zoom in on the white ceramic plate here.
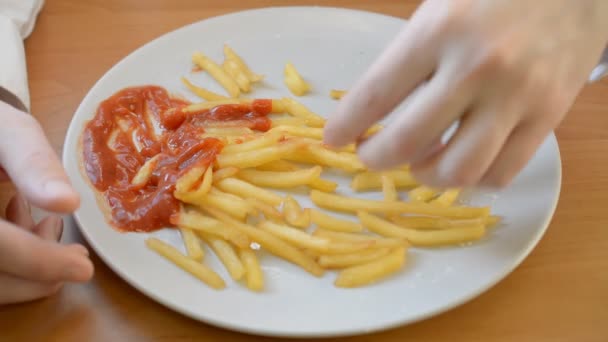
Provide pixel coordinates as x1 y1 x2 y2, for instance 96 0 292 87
63 7 561 338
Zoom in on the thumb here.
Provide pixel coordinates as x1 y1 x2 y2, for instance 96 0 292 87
0 102 79 213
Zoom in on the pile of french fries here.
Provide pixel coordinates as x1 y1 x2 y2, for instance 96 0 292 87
144 45 500 291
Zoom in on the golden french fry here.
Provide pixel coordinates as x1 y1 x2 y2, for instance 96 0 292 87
131 155 160 188
175 166 205 194
203 234 245 281
408 186 438 202
311 190 490 219
192 52 240 97
381 174 399 202
246 198 284 222
222 131 282 155
179 227 204 262
256 160 299 172
270 116 307 127
306 145 365 173
329 89 347 100
309 178 338 193
431 189 461 207
271 125 323 140
216 177 283 206
259 221 330 251
212 167 240 182
364 123 384 137
239 248 264 291
358 212 486 246
223 44 264 82
334 247 406 288
222 59 251 93
309 209 363 233
187 189 254 220
206 208 324 277
216 141 300 169
351 170 418 191
203 126 254 136
237 166 322 189
146 238 225 289
180 77 228 101
485 215 502 228
284 62 311 96
281 97 326 127
283 196 310 228
173 208 250 248
184 99 248 113
319 248 391 269
312 229 408 248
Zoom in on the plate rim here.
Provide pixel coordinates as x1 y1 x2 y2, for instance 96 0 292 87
62 6 563 338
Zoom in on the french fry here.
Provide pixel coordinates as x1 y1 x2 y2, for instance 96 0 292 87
239 248 264 291
358 212 486 246
271 125 323 140
282 97 326 127
179 227 204 261
319 248 391 269
313 229 408 249
256 160 299 172
237 166 322 189
216 141 300 169
246 198 284 222
146 238 225 289
283 196 310 228
390 215 502 230
431 189 461 207
203 234 245 281
181 77 228 101
408 186 438 202
259 221 330 251
309 209 363 233
222 59 251 93
306 145 365 173
216 177 283 206
223 44 264 82
284 62 311 96
270 116 307 127
309 178 338 193
131 155 160 188
329 89 347 100
174 166 205 194
204 127 254 136
192 52 240 97
206 208 324 276
381 174 398 202
351 170 418 191
221 131 283 154
172 208 250 248
212 167 239 182
334 247 406 288
188 190 254 220
311 190 490 219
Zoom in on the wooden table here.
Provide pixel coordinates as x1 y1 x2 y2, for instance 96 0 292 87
1 1 607 341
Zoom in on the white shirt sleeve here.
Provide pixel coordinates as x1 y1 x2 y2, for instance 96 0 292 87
0 0 44 112
589 46 608 82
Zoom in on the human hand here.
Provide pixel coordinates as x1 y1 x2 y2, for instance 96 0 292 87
0 101 93 305
324 0 608 187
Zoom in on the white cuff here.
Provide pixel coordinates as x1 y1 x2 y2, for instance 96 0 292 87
589 46 608 82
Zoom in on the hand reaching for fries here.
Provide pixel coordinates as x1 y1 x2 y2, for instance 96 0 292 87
0 101 93 304
324 0 608 188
